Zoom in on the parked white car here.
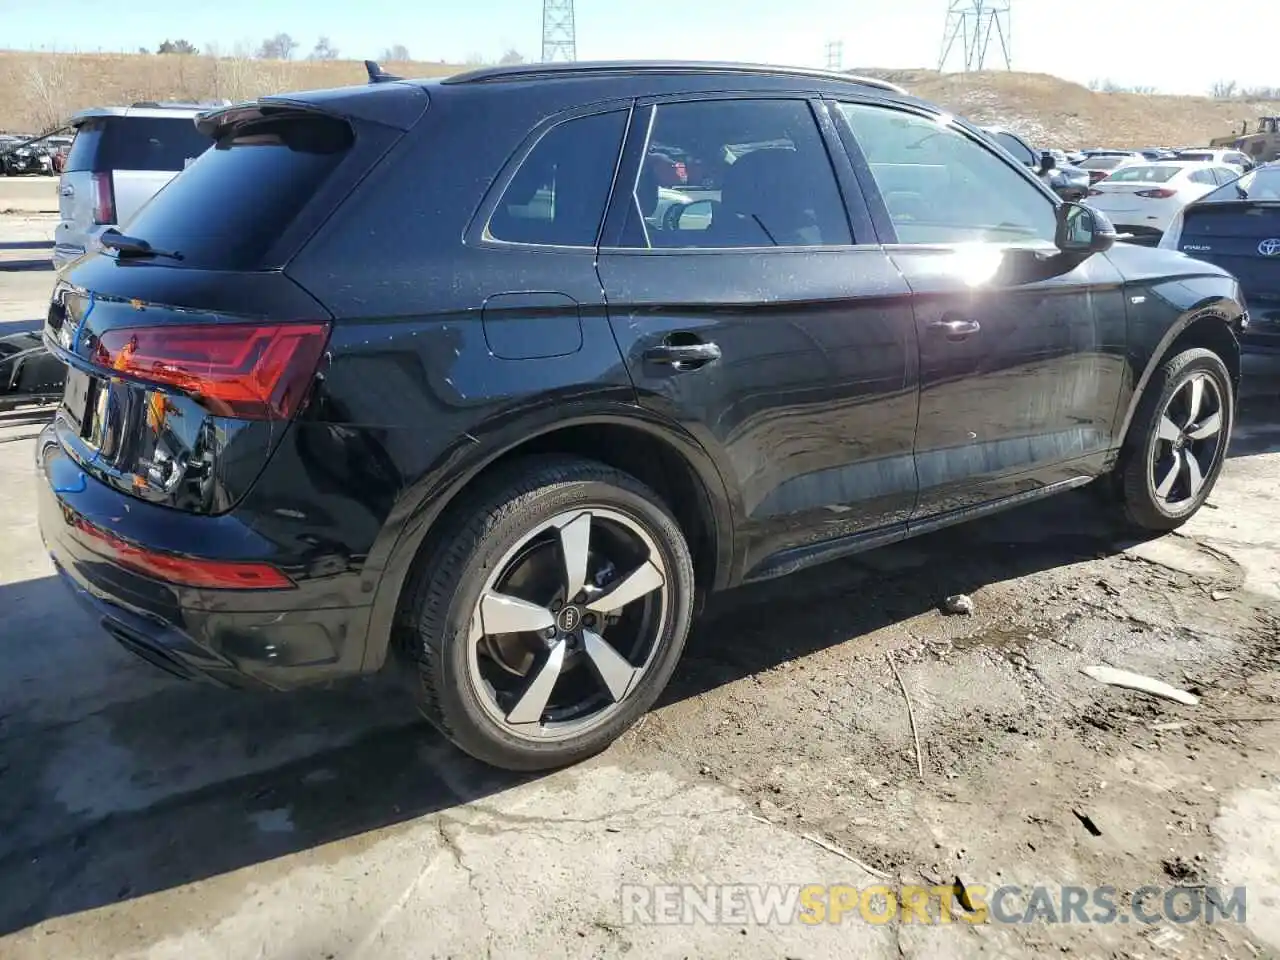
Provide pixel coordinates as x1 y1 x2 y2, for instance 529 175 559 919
1085 161 1240 243
1173 148 1254 174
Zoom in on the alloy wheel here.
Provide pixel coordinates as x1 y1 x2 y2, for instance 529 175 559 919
465 507 669 741
1149 372 1225 511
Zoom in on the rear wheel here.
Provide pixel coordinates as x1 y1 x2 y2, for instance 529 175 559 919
1115 347 1233 531
405 456 695 771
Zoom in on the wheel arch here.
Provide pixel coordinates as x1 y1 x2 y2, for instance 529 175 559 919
1115 299 1243 449
362 404 738 672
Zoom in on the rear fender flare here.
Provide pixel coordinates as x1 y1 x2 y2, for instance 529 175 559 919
360 400 738 671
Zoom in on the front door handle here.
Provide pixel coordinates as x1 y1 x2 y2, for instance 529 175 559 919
60 184 74 197
643 341 722 368
928 318 982 340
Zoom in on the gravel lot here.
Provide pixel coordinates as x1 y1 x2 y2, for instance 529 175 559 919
2 194 1280 959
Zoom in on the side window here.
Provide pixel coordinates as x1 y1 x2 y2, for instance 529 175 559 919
488 110 627 247
993 131 1036 167
1189 169 1217 185
623 99 853 249
1214 167 1237 184
838 103 1057 246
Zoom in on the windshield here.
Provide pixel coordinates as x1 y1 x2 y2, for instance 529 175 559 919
1199 164 1280 202
1177 152 1213 163
1105 164 1181 183
1079 156 1126 170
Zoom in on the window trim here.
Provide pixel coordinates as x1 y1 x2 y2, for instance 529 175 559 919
598 92 874 255
829 97 1061 249
466 98 635 253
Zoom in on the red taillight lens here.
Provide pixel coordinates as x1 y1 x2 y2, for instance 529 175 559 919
1135 188 1177 199
71 514 294 589
92 322 331 421
1088 189 1102 196
674 161 688 182
91 171 115 225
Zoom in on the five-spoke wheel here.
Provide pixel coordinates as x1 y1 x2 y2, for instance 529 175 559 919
1118 346 1233 531
406 457 694 770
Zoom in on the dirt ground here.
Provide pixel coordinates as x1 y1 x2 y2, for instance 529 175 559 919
2 203 1280 958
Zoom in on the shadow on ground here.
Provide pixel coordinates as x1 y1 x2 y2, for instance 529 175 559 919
0 367 1277 936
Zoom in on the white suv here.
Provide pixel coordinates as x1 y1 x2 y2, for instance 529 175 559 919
52 102 223 269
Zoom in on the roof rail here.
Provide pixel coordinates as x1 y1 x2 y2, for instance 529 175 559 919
442 60 908 95
365 60 403 84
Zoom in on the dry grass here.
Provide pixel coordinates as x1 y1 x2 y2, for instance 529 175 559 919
1 51 1277 150
862 68 1280 149
0 50 461 132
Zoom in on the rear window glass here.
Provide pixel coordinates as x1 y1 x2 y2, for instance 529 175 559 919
1106 165 1180 183
488 110 627 247
1177 152 1213 163
1079 156 1127 170
1201 165 1280 202
65 116 211 173
121 114 353 270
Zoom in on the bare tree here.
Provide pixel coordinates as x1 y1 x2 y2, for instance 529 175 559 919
258 33 298 60
498 48 525 66
157 39 199 55
23 56 72 132
381 44 411 61
1211 80 1239 100
309 36 339 61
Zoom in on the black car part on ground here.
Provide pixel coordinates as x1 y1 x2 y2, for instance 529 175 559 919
0 331 65 410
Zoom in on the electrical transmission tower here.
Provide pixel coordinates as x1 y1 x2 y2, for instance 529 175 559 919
938 0 1012 72
824 40 844 71
542 0 577 62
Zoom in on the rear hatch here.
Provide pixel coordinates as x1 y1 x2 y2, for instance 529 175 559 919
1174 166 1280 310
57 114 212 258
45 86 427 516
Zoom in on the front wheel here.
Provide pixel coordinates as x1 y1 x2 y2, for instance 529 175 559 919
1116 347 1233 531
405 456 695 771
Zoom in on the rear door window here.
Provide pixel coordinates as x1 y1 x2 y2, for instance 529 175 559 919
65 116 210 173
121 113 354 270
488 111 627 247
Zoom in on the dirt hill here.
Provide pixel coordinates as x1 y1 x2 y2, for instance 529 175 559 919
1 50 1276 150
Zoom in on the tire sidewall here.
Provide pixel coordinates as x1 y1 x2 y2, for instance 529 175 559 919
1135 349 1234 522
430 474 694 768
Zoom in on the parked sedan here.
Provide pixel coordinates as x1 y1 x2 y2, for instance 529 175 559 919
1162 162 1280 352
1077 152 1145 184
1086 161 1240 243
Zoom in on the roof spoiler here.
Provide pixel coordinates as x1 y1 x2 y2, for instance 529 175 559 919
365 60 403 84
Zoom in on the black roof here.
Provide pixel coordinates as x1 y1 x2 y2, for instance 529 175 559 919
439 60 908 95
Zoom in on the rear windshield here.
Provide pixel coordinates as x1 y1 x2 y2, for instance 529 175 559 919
1079 156 1127 170
66 116 212 173
120 114 354 270
1200 165 1280 202
1177 152 1214 163
1105 164 1181 183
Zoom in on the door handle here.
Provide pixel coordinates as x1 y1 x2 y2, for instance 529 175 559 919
643 341 722 368
60 184 74 197
929 318 982 340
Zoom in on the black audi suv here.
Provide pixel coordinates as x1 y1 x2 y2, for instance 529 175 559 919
38 61 1244 771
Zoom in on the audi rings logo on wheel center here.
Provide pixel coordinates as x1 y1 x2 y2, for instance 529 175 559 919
1259 238 1280 257
557 606 582 633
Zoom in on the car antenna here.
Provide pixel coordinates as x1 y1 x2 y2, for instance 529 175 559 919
364 60 403 84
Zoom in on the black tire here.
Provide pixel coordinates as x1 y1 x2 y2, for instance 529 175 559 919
404 455 695 771
1115 347 1233 531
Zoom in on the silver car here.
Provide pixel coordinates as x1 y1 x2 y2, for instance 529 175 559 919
53 102 222 269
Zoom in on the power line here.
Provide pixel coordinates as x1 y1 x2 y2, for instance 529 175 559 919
938 0 1012 72
542 0 577 63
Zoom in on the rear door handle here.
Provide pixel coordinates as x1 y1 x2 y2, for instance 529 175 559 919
60 185 74 197
643 341 722 368
929 318 982 340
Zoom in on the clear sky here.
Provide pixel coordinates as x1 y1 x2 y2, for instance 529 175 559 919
3 0 1276 97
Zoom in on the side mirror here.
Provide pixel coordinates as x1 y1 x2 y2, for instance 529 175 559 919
1055 201 1117 256
665 199 714 232
1039 151 1057 174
